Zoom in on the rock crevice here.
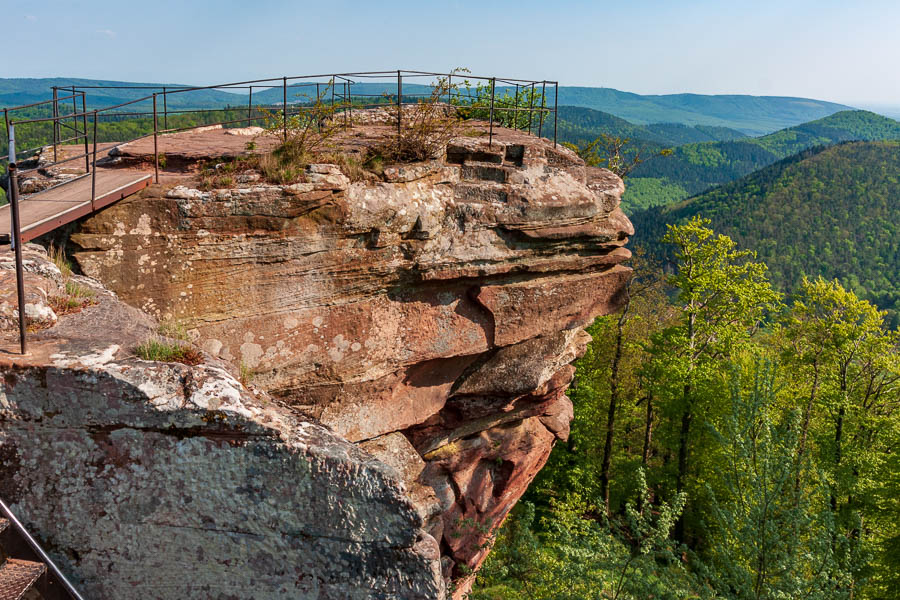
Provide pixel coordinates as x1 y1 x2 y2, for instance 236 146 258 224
2 129 631 598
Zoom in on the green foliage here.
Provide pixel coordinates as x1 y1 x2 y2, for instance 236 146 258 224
635 141 900 324
622 177 689 211
134 338 202 365
451 76 545 131
563 134 668 179
376 76 467 162
700 360 861 600
628 110 900 208
471 224 898 600
471 480 701 600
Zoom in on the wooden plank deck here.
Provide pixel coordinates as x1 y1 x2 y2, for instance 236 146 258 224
0 169 151 244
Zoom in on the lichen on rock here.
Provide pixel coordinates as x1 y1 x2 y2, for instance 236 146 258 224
2 125 632 598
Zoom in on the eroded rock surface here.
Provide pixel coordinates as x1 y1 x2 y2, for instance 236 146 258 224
0 247 444 599
6 128 632 597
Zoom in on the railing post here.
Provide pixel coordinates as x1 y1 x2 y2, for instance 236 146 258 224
51 86 59 163
553 82 558 147
488 77 496 147
538 81 546 138
527 82 535 135
152 93 159 183
91 111 98 211
70 87 78 149
514 83 519 130
162 87 168 130
282 76 288 142
248 86 253 124
6 161 26 355
81 92 90 173
447 73 452 106
343 81 349 128
347 81 352 128
3 109 9 160
397 70 402 139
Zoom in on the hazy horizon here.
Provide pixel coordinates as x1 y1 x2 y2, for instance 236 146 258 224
6 0 900 107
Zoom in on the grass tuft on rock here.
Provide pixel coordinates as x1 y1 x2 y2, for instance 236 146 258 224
135 338 203 366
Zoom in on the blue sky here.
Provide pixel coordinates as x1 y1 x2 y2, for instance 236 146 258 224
6 0 900 106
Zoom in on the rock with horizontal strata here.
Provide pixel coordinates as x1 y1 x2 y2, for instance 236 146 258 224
0 248 444 599
23 128 634 597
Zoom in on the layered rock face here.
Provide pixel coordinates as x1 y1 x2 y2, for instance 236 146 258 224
0 248 443 599
28 130 631 595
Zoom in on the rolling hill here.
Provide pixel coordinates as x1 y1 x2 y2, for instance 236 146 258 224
625 110 900 211
0 78 245 110
553 87 852 135
633 141 900 326
556 106 747 150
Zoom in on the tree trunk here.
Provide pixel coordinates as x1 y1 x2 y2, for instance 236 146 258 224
674 384 692 542
795 361 819 498
600 310 627 515
641 392 654 468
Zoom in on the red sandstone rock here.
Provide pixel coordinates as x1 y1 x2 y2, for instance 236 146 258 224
52 125 633 595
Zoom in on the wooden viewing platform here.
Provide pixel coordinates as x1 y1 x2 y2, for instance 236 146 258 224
0 168 151 244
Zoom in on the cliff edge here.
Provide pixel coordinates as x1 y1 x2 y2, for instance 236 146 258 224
0 126 631 598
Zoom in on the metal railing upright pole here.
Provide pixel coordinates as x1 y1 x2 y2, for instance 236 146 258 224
514 83 519 130
52 87 59 162
152 93 159 183
553 82 558 147
397 70 402 140
282 77 287 141
91 111 98 211
248 86 253 124
538 81 546 138
347 81 352 127
488 77 496 147
6 160 26 355
70 87 78 148
81 92 90 173
343 81 348 128
163 87 168 130
527 82 535 135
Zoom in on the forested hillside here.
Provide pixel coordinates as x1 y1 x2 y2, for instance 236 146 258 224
633 141 900 326
556 106 746 150
554 87 851 134
472 218 900 600
626 110 900 210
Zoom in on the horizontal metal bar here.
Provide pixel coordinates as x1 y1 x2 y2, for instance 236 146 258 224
1 91 84 112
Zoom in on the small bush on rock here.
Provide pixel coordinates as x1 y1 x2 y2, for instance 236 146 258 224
135 338 203 365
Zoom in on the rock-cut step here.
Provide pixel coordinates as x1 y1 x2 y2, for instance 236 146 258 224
0 556 46 600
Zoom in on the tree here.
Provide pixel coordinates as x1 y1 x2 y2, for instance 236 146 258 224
779 277 900 596
702 360 858 600
564 134 670 179
646 216 781 541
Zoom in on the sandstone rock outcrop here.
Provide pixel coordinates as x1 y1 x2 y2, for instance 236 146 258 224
1 247 444 599
2 127 631 597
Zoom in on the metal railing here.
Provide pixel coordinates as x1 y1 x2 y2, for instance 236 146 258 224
5 69 558 184
0 495 85 599
1 70 558 354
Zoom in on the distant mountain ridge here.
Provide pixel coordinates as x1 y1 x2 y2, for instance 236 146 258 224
1 77 854 136
553 87 853 135
556 106 748 150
